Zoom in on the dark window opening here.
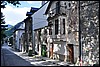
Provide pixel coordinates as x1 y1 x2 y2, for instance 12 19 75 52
68 3 71 7
48 22 52 35
49 26 52 35
29 38 31 42
44 29 47 35
45 38 47 43
64 2 66 5
55 19 59 35
65 5 67 9
63 19 65 34
38 30 41 41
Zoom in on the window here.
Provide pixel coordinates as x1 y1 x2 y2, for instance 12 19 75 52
64 2 66 5
49 26 52 35
55 19 59 35
68 3 71 7
65 5 67 9
56 1 60 14
38 30 41 41
63 19 65 34
48 22 52 35
67 2 71 9
44 29 47 35
45 38 47 43
64 2 67 9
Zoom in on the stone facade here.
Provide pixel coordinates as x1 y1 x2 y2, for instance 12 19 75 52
80 1 99 66
45 1 79 63
45 1 99 65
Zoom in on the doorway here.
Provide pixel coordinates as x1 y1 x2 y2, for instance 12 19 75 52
50 43 53 58
67 44 74 63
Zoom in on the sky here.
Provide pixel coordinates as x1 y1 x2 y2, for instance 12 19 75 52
1 1 42 26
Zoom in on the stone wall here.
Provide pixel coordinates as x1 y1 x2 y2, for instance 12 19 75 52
80 1 99 66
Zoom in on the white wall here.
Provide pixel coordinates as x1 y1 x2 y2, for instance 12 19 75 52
32 2 49 54
32 2 49 30
18 22 25 29
53 42 67 55
15 30 24 50
15 22 25 50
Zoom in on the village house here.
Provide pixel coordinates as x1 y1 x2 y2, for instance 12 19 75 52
13 21 25 51
10 1 99 66
23 7 39 54
20 32 25 53
45 1 79 63
32 1 49 56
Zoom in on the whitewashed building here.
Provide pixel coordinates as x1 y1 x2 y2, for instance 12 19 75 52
31 1 49 56
13 22 25 51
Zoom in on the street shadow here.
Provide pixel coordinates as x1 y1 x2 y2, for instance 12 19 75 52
1 48 34 66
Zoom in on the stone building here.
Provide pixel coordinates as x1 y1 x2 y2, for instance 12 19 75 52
23 7 39 53
45 1 79 63
45 1 99 65
79 1 99 66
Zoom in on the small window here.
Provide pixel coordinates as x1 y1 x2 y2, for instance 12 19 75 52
49 27 52 35
45 38 47 43
64 2 66 5
44 29 47 35
63 19 65 34
65 2 67 9
49 22 52 35
65 6 67 9
55 19 59 35
38 30 41 41
68 3 71 7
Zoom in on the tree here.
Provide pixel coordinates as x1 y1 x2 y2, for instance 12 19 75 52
1 1 21 45
1 1 21 8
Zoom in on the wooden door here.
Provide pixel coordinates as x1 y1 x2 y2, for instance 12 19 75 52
67 44 74 63
50 43 53 58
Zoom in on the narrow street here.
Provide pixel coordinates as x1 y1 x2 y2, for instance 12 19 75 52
1 1 99 66
1 44 74 66
1 45 33 66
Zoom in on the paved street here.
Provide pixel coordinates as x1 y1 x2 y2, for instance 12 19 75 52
1 44 74 66
1 46 33 66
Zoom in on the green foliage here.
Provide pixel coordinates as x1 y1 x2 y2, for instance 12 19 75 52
1 12 5 24
1 1 21 44
1 1 21 8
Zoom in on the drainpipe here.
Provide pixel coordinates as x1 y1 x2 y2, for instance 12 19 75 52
78 1 82 66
